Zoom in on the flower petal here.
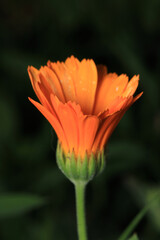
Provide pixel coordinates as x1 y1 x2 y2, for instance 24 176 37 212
39 66 66 103
93 73 118 114
92 113 118 152
93 95 135 151
28 97 68 152
99 111 125 150
50 96 100 158
48 59 76 103
98 92 143 150
48 56 98 114
28 66 54 114
81 116 99 157
75 58 98 114
68 102 100 157
28 56 143 158
28 66 41 101
103 74 129 106
50 94 80 154
122 75 139 98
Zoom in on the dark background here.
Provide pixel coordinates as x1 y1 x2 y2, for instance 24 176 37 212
0 0 160 239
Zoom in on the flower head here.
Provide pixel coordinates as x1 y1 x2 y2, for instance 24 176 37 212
28 56 142 159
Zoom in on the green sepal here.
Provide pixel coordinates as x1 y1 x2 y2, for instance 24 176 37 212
99 150 105 173
56 142 105 184
56 143 66 175
77 156 82 178
65 155 72 178
80 153 88 180
70 151 78 179
88 154 96 179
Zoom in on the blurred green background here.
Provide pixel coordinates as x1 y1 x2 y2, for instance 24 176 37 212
0 0 160 239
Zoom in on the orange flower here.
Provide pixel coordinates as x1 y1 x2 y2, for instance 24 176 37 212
28 56 142 158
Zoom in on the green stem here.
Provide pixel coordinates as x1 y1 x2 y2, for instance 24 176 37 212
75 182 88 240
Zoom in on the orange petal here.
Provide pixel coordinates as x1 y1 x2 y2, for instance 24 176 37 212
104 74 129 104
75 58 98 114
28 97 68 152
93 95 135 151
93 73 118 114
81 116 99 157
50 94 80 153
28 66 53 113
122 75 139 98
67 101 100 157
49 56 98 114
48 59 76 103
107 96 131 115
28 66 40 85
28 66 40 100
99 110 125 150
99 93 143 149
97 97 128 119
50 98 100 158
92 113 118 152
39 66 66 103
67 101 86 156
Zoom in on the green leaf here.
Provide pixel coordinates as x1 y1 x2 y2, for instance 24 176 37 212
118 192 160 240
126 178 160 231
0 193 45 218
128 234 139 240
